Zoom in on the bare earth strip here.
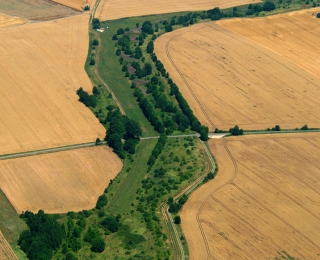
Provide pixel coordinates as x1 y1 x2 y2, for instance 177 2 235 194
0 146 122 214
0 14 106 155
52 0 95 11
0 13 26 28
96 0 261 21
181 133 320 259
0 230 18 260
217 8 320 78
154 22 320 131
0 0 78 20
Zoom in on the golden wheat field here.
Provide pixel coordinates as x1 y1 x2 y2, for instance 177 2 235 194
218 8 320 79
0 146 122 214
0 13 26 28
96 0 261 21
154 21 320 131
52 0 95 11
181 133 320 259
0 230 18 260
0 14 105 155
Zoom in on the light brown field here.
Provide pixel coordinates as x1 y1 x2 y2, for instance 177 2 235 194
0 13 26 28
96 0 261 21
0 0 78 20
217 8 320 79
52 0 95 11
154 22 320 131
0 14 106 155
0 146 122 214
0 230 18 260
181 133 320 259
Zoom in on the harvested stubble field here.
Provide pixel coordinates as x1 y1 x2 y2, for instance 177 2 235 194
218 8 320 79
0 0 78 21
0 13 26 28
52 0 94 11
0 231 18 260
154 22 320 131
0 14 105 155
0 146 122 214
181 133 320 259
96 0 261 21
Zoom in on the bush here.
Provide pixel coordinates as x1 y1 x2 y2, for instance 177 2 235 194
317 13 320 18
229 125 243 136
301 124 309 130
263 1 276 11
92 39 99 45
91 237 106 253
174 216 181 224
96 194 108 209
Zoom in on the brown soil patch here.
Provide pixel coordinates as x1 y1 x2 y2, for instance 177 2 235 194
52 0 95 11
181 133 320 259
0 13 26 28
0 0 78 20
0 14 105 155
154 22 320 131
217 8 320 79
0 230 18 260
0 146 122 214
96 0 261 21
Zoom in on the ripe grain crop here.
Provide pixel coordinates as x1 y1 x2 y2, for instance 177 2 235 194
0 230 18 260
0 14 105 155
96 0 261 21
0 146 122 214
181 133 320 259
52 0 95 11
155 22 320 131
0 13 26 28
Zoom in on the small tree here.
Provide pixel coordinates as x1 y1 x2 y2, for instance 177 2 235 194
95 138 101 146
174 216 181 224
317 13 320 18
92 39 99 46
91 237 106 253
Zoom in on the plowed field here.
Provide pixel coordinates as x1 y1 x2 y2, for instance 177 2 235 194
0 13 26 28
0 14 105 155
0 146 122 214
154 22 320 131
218 8 320 78
96 0 261 21
52 0 94 11
0 231 18 260
181 133 320 259
0 0 78 20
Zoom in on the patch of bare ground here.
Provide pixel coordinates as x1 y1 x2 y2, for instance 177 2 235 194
96 0 262 21
217 8 320 78
0 14 105 155
154 22 320 131
181 133 320 259
0 146 122 214
0 230 18 260
0 0 79 21
0 13 26 28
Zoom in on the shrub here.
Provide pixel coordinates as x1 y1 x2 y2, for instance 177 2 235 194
301 124 309 130
96 194 108 209
91 237 106 253
174 216 181 224
317 13 320 18
92 39 99 45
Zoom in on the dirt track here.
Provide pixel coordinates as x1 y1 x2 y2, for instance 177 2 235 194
181 133 320 259
155 22 320 131
0 146 122 214
96 0 261 21
0 14 105 155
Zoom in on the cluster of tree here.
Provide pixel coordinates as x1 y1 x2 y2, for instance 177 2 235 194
202 171 217 183
101 215 121 233
131 61 152 78
229 125 244 135
148 134 167 165
168 194 188 213
18 210 65 260
141 21 154 34
105 108 142 158
92 18 100 30
84 228 106 253
317 13 320 18
76 87 98 108
96 194 108 209
171 12 199 27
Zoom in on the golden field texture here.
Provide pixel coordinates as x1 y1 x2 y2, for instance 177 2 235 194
154 22 320 131
0 0 78 20
0 14 105 155
217 8 320 78
96 0 261 21
181 133 320 259
0 230 18 260
0 13 26 28
52 0 95 11
0 147 122 214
